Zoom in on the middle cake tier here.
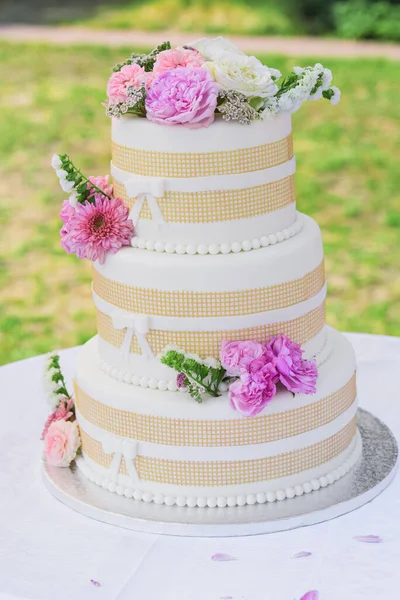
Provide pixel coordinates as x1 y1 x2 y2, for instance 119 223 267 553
92 213 327 389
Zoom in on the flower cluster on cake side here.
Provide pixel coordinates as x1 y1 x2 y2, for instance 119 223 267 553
42 352 81 468
104 36 341 127
161 334 318 415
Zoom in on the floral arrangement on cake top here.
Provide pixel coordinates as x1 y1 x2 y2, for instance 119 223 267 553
161 334 318 415
104 37 341 128
51 154 134 263
41 352 81 468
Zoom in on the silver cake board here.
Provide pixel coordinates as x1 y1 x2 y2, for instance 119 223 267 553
42 409 398 537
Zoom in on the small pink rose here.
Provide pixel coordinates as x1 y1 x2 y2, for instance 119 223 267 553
41 397 75 440
44 419 80 467
153 47 205 75
107 64 146 103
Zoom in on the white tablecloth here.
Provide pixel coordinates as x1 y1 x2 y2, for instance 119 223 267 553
1 333 399 600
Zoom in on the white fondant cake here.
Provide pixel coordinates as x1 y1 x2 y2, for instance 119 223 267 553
71 111 360 507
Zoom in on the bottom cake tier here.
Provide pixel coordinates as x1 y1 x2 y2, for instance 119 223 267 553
74 326 361 508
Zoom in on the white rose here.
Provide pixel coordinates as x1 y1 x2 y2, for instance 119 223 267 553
330 86 341 106
190 36 244 60
51 154 62 169
60 179 75 193
206 52 280 98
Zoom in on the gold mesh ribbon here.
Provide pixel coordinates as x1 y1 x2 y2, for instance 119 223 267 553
75 373 356 447
95 302 326 357
80 417 356 486
92 261 325 318
111 134 293 178
113 175 296 223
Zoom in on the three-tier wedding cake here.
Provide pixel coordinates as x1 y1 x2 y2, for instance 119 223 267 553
42 37 360 510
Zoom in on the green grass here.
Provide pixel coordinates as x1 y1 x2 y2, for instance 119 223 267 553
0 41 399 365
71 0 299 36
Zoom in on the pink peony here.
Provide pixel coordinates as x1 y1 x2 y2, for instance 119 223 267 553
87 174 113 200
267 335 318 395
44 419 81 467
145 67 218 129
41 397 75 440
60 196 134 264
153 47 205 76
229 351 278 417
107 64 147 103
220 340 268 376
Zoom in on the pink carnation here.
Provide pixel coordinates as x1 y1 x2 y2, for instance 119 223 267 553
107 64 147 103
153 47 205 76
41 397 75 440
44 419 81 467
87 174 113 200
268 335 318 395
145 67 218 129
220 340 267 376
229 355 277 417
60 196 134 264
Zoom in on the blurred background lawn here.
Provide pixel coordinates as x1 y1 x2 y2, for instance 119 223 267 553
0 6 399 365
1 0 400 40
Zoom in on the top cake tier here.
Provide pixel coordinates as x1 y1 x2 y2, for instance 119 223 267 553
111 113 297 254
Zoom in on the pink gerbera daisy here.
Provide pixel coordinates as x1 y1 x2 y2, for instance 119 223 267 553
60 196 134 264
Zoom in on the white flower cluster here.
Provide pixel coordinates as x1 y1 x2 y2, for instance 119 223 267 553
51 154 78 207
192 36 281 100
189 39 341 119
262 63 341 118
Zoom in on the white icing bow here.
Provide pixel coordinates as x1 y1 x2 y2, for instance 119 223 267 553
124 177 166 225
102 435 140 484
111 311 153 360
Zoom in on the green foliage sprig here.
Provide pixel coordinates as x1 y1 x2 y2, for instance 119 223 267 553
112 41 171 73
46 353 72 399
53 154 112 204
160 348 229 403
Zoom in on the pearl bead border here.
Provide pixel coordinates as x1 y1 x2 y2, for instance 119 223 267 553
131 216 303 255
76 431 361 509
99 338 330 392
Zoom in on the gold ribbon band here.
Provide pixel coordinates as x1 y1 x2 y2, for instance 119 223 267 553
95 302 326 357
113 175 296 224
79 417 356 486
75 373 356 448
92 261 325 319
111 134 293 178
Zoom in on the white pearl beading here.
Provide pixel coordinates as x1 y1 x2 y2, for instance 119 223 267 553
131 216 303 255
76 431 361 509
99 337 330 392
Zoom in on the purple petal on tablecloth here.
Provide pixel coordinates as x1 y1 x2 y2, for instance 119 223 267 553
211 553 236 561
300 591 319 600
90 579 101 587
354 535 383 543
293 551 312 559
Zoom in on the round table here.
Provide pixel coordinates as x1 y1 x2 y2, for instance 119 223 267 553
1 333 399 600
